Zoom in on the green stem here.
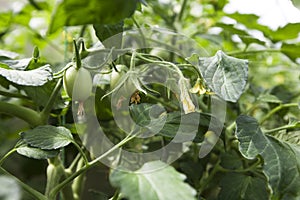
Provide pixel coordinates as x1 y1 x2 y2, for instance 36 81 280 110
226 121 236 134
218 157 262 173
28 0 42 10
0 90 31 100
136 54 183 76
178 0 188 21
73 39 81 69
71 141 89 166
131 16 147 49
72 158 86 200
0 101 42 127
259 103 298 125
66 153 81 172
264 123 300 134
49 133 137 199
40 78 62 124
198 160 221 193
110 189 120 200
0 167 47 200
0 148 16 166
130 51 137 70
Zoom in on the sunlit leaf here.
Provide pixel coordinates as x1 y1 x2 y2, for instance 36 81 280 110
110 161 197 200
190 50 248 102
280 43 300 62
0 49 18 59
269 23 300 42
0 64 52 86
16 140 60 159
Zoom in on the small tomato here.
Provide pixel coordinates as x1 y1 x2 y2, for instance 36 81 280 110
63 63 93 102
110 64 127 89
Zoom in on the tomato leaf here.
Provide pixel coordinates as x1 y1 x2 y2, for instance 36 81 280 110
21 125 74 150
130 103 223 143
110 161 197 200
280 43 300 62
22 80 64 108
235 115 300 199
49 0 139 34
269 23 300 42
189 50 248 102
0 64 52 86
16 140 60 159
0 49 19 59
93 21 124 49
1 58 31 70
218 172 270 200
257 94 282 104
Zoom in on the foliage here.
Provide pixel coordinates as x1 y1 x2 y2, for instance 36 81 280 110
0 0 299 200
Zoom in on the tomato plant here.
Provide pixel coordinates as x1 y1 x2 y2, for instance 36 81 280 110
0 0 300 200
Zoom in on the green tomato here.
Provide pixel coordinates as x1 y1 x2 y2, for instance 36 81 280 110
110 64 127 89
63 63 93 101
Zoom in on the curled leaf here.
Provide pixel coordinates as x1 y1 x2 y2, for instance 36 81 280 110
0 64 52 86
179 77 195 114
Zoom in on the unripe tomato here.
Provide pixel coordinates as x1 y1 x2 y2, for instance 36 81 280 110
63 63 93 102
110 64 127 89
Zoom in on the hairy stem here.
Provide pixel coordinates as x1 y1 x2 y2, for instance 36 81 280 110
259 103 298 125
49 133 136 199
264 123 300 134
40 78 62 124
178 0 188 21
0 101 42 127
0 148 16 166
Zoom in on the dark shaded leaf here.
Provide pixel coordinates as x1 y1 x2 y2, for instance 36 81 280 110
130 103 223 143
220 150 243 170
49 0 138 34
235 115 300 199
110 161 197 200
22 80 64 108
93 21 124 49
218 173 270 200
21 125 73 150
